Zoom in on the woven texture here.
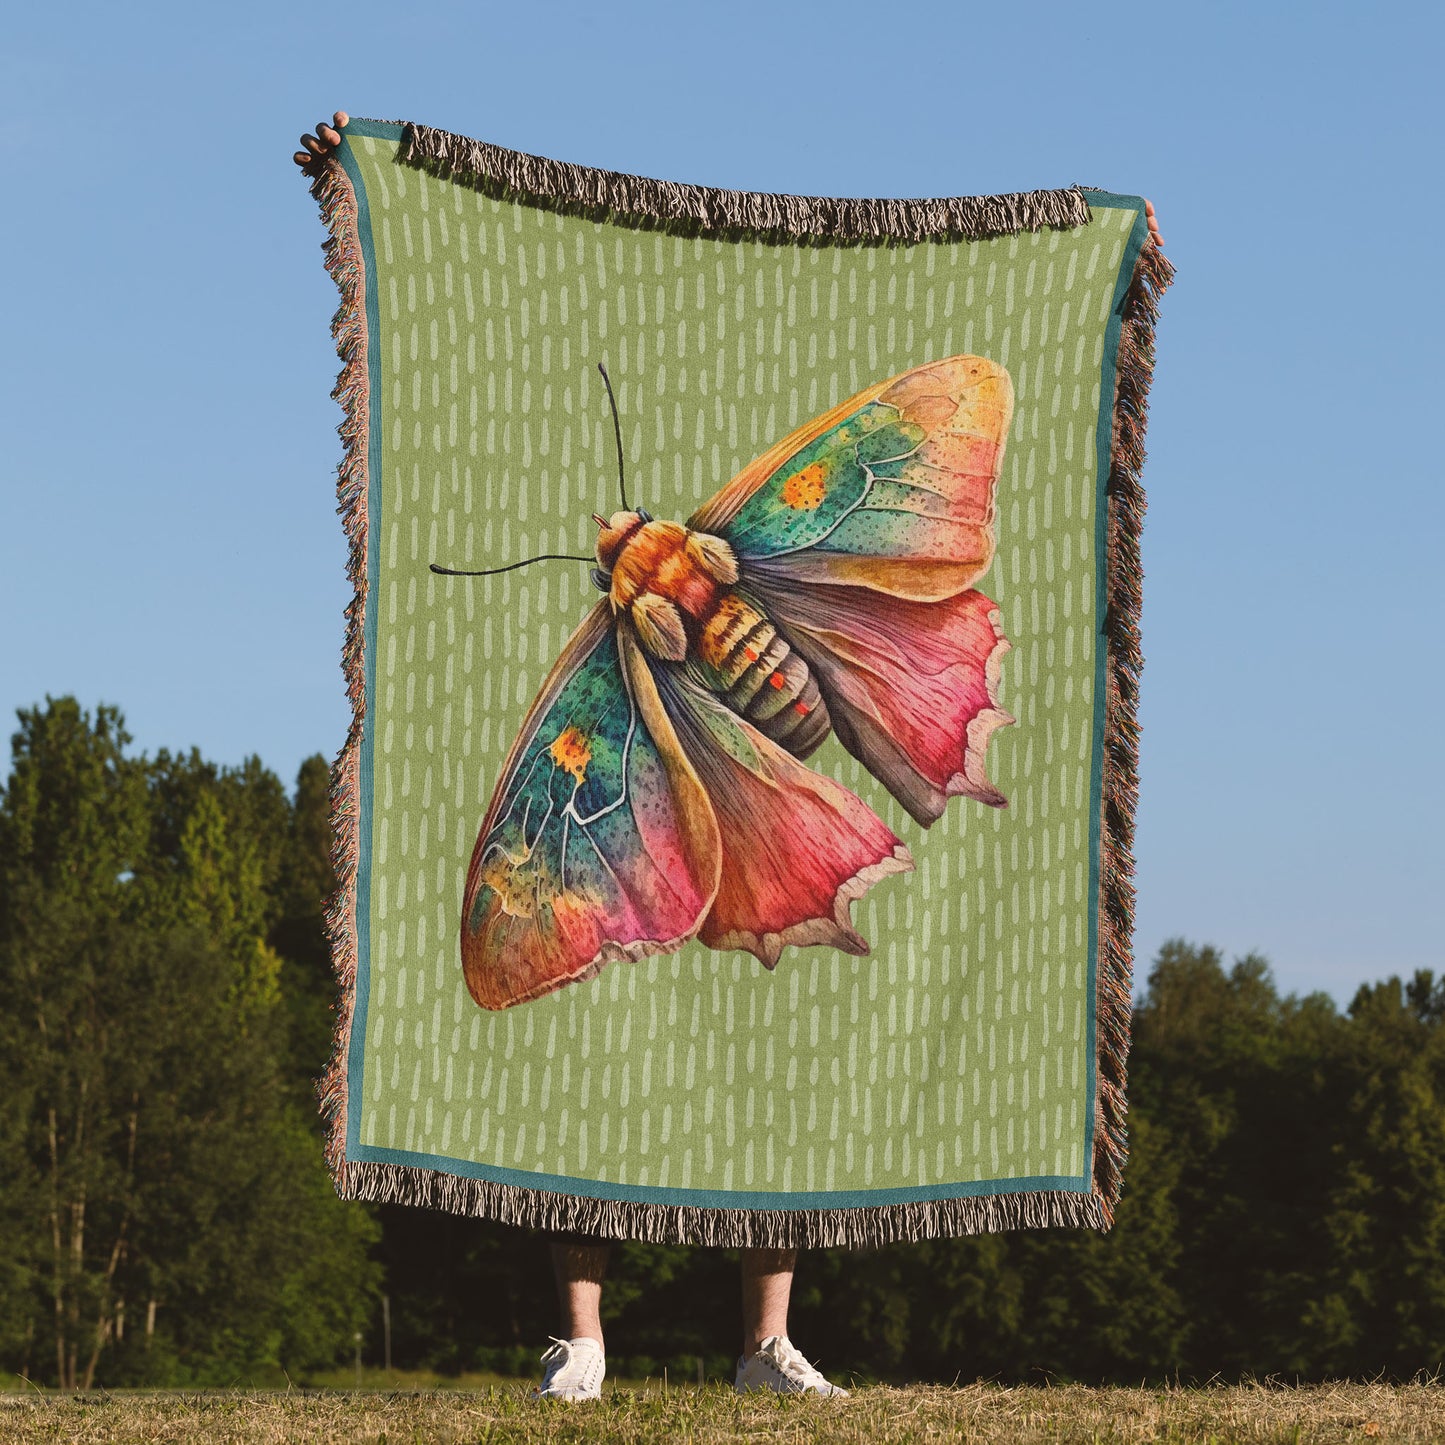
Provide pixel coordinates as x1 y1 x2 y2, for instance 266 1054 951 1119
308 119 1171 1245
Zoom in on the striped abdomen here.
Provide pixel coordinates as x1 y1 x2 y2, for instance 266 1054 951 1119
696 593 830 759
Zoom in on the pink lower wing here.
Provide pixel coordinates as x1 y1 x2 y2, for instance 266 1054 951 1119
752 571 1013 827
655 673 911 969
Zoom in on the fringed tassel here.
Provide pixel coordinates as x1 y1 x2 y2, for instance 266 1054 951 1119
400 121 1091 245
341 1160 1107 1248
1093 237 1175 1223
309 155 373 1199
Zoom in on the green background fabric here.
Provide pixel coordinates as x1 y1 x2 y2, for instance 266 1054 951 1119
340 125 1140 1205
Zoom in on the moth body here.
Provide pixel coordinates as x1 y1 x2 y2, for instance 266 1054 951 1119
596 510 831 759
695 593 830 758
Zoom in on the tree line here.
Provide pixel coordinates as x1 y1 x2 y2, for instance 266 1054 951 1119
1 698 1442 1386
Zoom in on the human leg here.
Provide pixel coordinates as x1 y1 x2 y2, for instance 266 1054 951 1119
535 1233 610 1400
551 1233 610 1346
740 1246 796 1357
735 1247 849 1396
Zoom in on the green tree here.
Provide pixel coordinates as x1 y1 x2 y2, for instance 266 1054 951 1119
0 700 150 1386
269 754 339 1099
0 700 377 1386
1127 940 1351 1376
1306 974 1445 1375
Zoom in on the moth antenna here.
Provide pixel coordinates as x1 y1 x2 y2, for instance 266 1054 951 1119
430 554 592 577
597 361 629 513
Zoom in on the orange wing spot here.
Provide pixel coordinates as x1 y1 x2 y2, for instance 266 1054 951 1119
547 725 592 784
769 672 786 690
780 461 828 511
793 701 810 716
744 646 759 662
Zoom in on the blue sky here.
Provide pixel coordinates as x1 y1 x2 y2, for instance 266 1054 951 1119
2 0 1440 1002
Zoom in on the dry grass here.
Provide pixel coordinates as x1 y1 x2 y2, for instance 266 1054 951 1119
1 1381 1443 1444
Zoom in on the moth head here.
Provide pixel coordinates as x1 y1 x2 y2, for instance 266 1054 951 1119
592 509 650 572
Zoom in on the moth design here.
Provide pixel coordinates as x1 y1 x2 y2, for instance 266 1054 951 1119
443 356 1015 1009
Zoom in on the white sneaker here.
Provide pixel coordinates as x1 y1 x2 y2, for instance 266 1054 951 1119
534 1335 605 1400
734 1334 850 1396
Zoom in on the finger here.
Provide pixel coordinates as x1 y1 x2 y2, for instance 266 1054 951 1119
333 110 349 129
317 125 341 148
293 150 314 167
300 132 325 155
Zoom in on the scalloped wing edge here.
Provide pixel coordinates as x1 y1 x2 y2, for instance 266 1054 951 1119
708 844 914 969
944 611 1014 813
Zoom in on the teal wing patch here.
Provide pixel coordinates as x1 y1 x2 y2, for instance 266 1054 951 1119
716 401 931 560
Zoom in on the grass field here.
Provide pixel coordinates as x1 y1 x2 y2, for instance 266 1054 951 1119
2 1381 1442 1443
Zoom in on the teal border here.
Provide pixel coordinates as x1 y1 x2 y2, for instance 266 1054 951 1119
337 124 392 1155
335 124 1144 1211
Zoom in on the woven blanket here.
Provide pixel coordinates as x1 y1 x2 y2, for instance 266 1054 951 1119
307 119 1170 1247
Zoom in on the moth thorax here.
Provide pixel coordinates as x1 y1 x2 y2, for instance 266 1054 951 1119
595 510 649 572
698 594 831 760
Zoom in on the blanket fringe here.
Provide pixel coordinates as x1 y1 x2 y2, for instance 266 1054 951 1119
307 131 1170 1242
1092 235 1175 1223
400 121 1091 245
341 1159 1106 1247
309 154 372 1190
